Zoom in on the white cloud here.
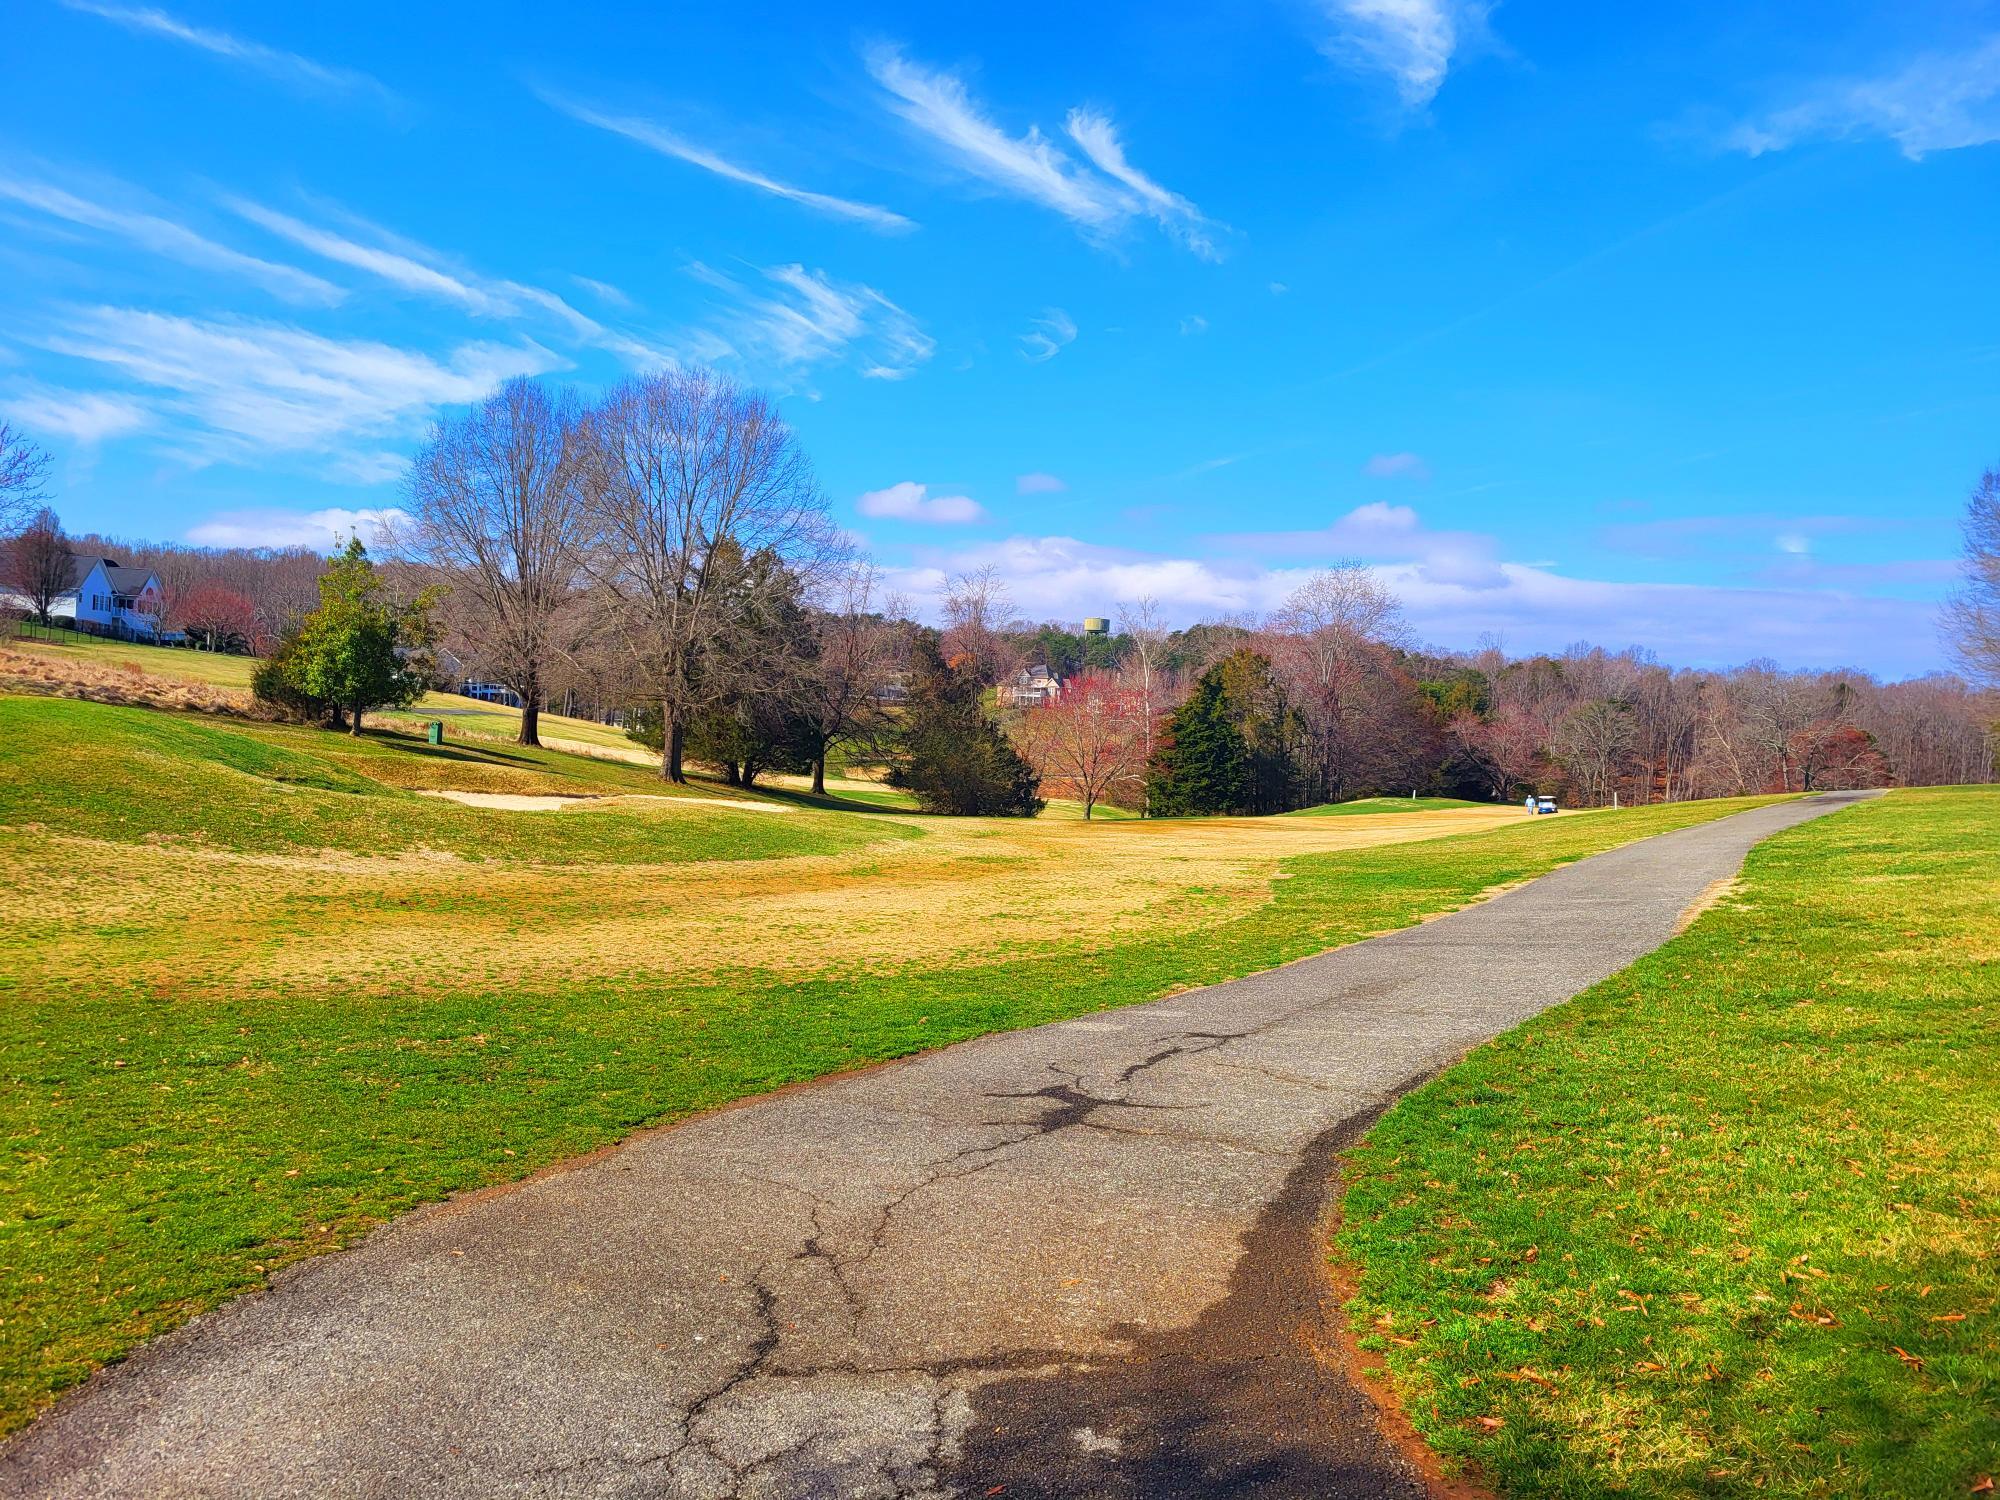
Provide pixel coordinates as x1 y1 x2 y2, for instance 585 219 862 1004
1019 308 1077 363
0 385 152 443
223 196 674 368
1312 0 1493 108
0 171 340 305
880 529 1945 673
59 1 394 104
856 481 985 524
187 505 408 550
867 45 1123 227
1219 501 1502 587
693 263 934 382
1597 512 1881 560
1178 314 1209 336
38 305 558 459
866 46 1218 256
536 90 916 232
1724 35 2000 159
1063 108 1222 258
1363 450 1430 479
570 275 633 309
225 197 498 310
1016 471 1066 495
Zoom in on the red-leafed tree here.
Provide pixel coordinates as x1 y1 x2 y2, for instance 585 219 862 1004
176 580 257 652
1013 670 1148 819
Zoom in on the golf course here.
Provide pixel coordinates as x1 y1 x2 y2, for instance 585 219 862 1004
2 632 1993 1496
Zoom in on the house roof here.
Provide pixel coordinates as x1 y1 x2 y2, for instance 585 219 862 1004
59 554 156 595
63 554 114 590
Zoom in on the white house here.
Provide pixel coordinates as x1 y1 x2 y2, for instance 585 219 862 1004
1001 663 1062 708
3 553 166 639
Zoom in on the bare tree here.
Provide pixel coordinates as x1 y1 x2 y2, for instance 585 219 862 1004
1013 671 1147 818
4 508 71 625
1942 468 2000 688
1116 594 1174 812
1859 675 1998 787
0 422 52 536
581 369 835 783
795 564 902 795
1267 564 1411 801
1553 698 1637 806
940 565 1023 687
400 378 592 747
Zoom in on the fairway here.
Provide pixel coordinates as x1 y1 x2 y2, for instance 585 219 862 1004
1337 785 1999 1498
0 693 1785 1434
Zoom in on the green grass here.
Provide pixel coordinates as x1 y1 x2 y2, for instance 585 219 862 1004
0 708 1792 1448
1286 795 1497 816
1335 786 1999 1498
0 696 904 864
10 631 643 752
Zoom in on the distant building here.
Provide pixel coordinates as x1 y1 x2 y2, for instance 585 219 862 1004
1002 663 1062 708
1082 617 1110 637
1 553 165 640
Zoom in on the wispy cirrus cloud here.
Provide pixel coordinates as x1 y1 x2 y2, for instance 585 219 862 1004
0 169 341 305
58 0 395 104
1595 512 1889 561
1723 35 2000 159
864 44 1220 254
1016 472 1066 495
1364 450 1430 479
1310 0 1494 109
222 195 673 367
856 481 986 524
187 505 409 549
1018 308 1077 363
1064 108 1222 259
0 384 153 444
224 197 501 311
35 305 558 461
690 262 934 382
536 89 915 232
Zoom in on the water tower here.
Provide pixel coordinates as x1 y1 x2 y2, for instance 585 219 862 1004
1082 616 1109 637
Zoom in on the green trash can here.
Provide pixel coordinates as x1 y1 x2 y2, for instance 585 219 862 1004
427 721 443 746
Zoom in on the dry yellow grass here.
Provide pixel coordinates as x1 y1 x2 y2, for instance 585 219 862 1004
7 803 1531 1003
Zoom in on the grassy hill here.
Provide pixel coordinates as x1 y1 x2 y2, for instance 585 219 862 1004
1286 795 1497 817
0 696 900 864
0 688 1789 1436
1338 785 1999 1498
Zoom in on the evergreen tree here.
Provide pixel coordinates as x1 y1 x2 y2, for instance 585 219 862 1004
887 637 1043 816
1146 664 1250 815
254 539 436 734
1213 648 1307 813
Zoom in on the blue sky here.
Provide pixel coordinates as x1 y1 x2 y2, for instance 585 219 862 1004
5 1 1998 674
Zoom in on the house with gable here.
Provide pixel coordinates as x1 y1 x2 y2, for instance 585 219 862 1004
2 553 166 639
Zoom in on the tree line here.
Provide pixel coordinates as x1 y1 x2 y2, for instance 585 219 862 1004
3 395 1996 814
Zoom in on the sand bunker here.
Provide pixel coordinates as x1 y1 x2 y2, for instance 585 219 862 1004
417 790 791 814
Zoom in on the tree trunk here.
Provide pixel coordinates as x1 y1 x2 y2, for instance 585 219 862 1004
663 709 687 784
1083 796 1094 820
349 704 363 736
518 699 541 749
811 756 826 796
